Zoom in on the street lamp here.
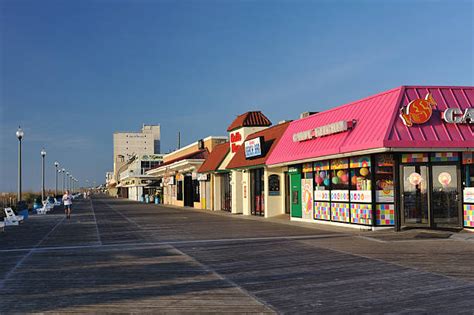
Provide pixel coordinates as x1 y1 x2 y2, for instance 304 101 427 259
66 172 70 190
16 126 24 202
62 168 66 191
54 161 59 196
41 148 46 202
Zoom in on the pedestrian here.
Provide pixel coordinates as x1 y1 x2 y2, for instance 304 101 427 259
62 190 73 219
83 191 87 199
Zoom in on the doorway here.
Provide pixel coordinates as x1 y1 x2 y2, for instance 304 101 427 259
401 164 461 228
184 175 194 207
251 168 265 216
221 173 232 211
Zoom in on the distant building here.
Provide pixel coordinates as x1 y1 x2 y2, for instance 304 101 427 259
113 124 161 183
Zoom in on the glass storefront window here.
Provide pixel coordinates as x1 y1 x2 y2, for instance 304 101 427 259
462 152 474 204
314 161 330 191
375 154 395 203
330 158 349 190
349 156 371 191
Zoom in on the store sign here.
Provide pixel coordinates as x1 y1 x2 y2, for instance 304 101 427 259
230 131 242 153
197 173 209 181
163 176 175 185
244 137 263 158
400 93 436 127
292 120 352 142
442 108 474 124
141 154 163 161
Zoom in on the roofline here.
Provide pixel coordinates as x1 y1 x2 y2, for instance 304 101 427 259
164 136 227 158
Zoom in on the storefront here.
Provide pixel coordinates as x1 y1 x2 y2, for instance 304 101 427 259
267 86 474 230
226 121 290 218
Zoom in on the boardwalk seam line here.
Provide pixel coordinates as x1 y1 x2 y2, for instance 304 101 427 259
0 234 345 253
90 198 102 245
97 200 278 313
0 216 65 290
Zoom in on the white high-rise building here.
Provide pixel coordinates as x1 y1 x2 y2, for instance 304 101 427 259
113 124 161 181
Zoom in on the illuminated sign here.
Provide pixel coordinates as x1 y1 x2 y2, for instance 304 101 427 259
292 120 353 142
442 108 474 124
399 93 436 127
245 137 263 158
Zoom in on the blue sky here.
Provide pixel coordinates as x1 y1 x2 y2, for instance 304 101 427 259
1 0 473 192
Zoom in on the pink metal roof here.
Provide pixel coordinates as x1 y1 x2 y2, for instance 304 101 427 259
386 86 474 147
267 86 474 166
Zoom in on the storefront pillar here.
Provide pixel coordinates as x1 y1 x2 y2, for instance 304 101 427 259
231 170 243 214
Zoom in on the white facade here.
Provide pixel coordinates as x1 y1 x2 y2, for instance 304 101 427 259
113 124 161 181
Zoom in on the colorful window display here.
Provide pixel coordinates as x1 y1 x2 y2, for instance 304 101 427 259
464 204 474 227
351 203 372 225
375 154 395 204
463 153 474 227
314 201 331 220
349 156 372 204
314 160 330 200
376 204 395 225
431 152 459 162
401 153 429 163
331 203 350 223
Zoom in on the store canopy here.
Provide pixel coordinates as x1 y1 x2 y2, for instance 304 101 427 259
197 142 229 173
226 121 290 169
147 149 209 176
267 86 474 166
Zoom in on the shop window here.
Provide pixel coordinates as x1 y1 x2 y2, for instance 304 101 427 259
268 175 280 196
177 181 183 200
314 161 330 191
193 180 200 202
462 152 474 204
349 156 371 191
375 154 395 203
330 158 349 190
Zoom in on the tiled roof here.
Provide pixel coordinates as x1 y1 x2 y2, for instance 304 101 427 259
197 142 230 173
226 122 290 169
227 111 272 132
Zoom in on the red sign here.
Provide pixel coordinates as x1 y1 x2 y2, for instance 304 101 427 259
230 131 242 153
399 93 436 127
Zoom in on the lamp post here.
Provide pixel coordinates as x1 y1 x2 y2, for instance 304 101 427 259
66 172 69 190
62 169 66 191
16 126 24 202
54 161 59 196
41 148 46 202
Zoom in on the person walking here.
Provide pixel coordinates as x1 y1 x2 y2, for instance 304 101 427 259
62 190 73 219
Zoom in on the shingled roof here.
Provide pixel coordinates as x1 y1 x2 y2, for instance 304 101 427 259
197 142 230 173
227 111 272 132
226 121 290 169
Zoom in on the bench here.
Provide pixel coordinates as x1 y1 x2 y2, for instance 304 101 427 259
4 208 24 226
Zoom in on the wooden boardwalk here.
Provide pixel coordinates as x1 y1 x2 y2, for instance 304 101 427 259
1 196 474 313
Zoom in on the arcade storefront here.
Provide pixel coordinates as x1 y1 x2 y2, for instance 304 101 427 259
266 86 474 230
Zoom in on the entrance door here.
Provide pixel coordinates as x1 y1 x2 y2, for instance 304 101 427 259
431 165 461 228
184 175 193 207
290 173 302 218
401 165 429 226
221 173 232 211
285 173 291 214
401 164 461 228
251 168 265 216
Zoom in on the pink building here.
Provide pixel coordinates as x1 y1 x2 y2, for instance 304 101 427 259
267 86 474 230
